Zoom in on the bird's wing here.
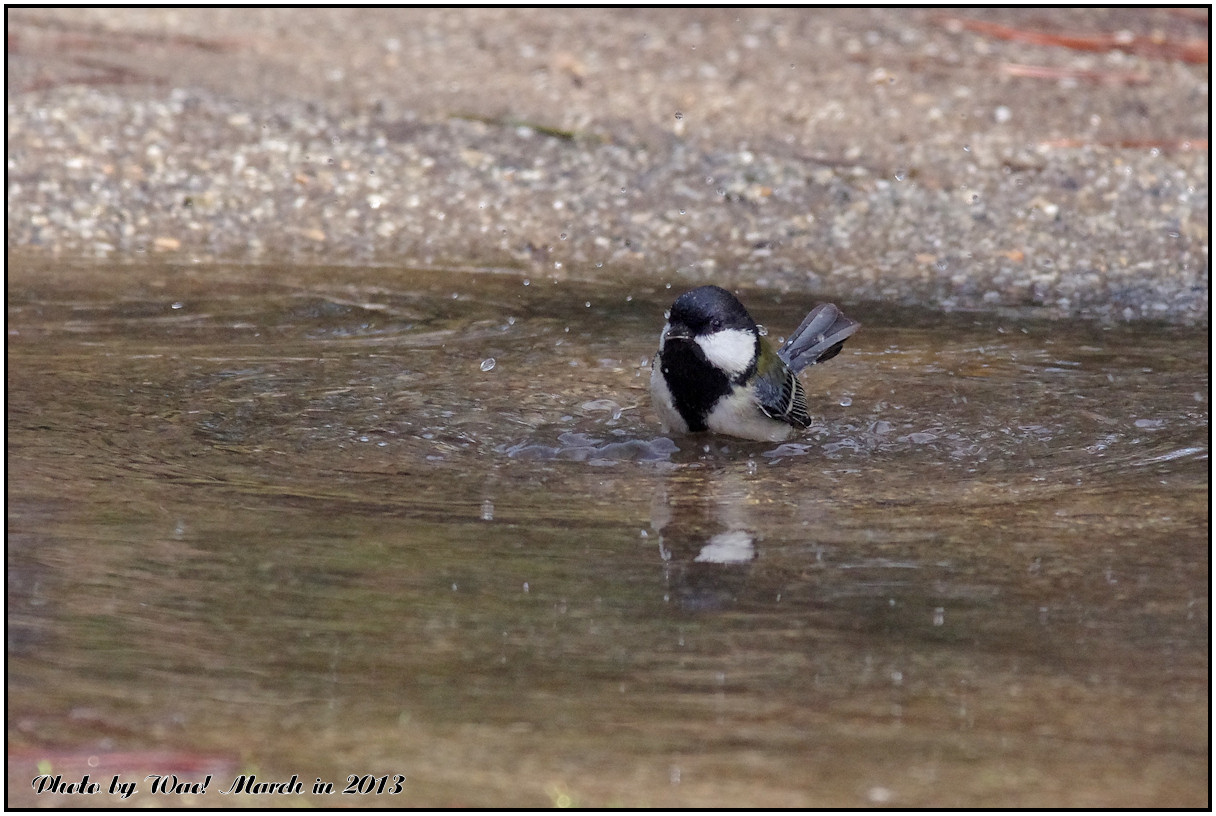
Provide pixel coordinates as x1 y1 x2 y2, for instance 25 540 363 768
754 364 811 427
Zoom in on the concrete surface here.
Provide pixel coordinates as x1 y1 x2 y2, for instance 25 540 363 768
6 8 1209 323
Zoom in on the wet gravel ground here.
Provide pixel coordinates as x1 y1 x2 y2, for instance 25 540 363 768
6 8 1209 324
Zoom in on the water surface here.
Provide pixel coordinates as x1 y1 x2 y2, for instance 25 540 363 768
7 258 1208 807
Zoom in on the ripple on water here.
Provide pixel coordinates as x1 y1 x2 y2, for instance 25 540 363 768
502 432 680 465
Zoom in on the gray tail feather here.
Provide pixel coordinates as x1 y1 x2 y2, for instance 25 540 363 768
777 303 860 373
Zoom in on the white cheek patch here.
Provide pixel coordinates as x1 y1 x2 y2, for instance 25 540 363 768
694 530 756 564
695 328 755 379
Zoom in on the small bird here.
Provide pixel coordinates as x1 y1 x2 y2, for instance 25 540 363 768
650 285 860 442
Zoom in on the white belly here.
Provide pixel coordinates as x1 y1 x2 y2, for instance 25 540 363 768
703 388 796 442
651 359 795 442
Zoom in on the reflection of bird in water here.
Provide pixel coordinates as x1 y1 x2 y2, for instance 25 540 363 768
650 468 758 612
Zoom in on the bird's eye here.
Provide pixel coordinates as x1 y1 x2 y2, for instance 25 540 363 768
710 318 723 331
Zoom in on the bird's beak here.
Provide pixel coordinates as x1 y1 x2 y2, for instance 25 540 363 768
662 321 693 344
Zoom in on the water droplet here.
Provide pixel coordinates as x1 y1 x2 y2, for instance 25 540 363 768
171 302 184 310
560 233 568 240
674 111 683 120
839 396 852 407
933 607 945 626
480 358 496 372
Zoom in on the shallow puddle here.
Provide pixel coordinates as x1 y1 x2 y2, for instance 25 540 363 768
6 257 1208 807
